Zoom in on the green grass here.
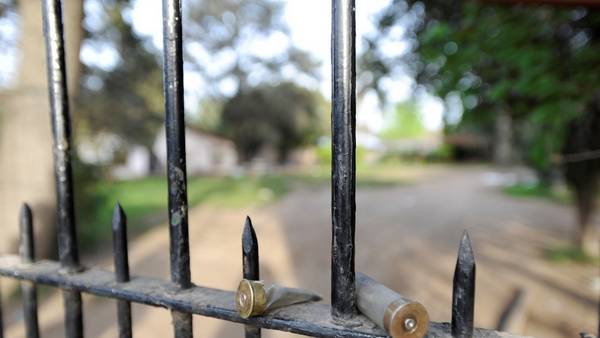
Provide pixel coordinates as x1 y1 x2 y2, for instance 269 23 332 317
77 175 289 248
502 183 571 204
76 163 416 250
545 245 599 264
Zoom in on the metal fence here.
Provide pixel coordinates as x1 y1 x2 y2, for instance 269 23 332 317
0 1 593 338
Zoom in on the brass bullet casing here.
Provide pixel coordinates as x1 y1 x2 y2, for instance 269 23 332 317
236 279 267 318
236 279 322 318
357 272 429 338
383 299 429 338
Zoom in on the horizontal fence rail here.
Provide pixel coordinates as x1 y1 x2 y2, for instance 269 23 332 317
0 256 526 338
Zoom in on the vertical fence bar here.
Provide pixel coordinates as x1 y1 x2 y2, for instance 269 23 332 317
242 217 261 338
112 204 132 338
19 204 40 338
452 231 476 338
0 283 3 338
331 0 357 320
161 1 193 337
41 1 83 337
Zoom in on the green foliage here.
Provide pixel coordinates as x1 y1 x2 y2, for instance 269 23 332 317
316 143 331 167
190 99 224 133
380 101 426 140
77 1 163 149
428 144 453 162
503 183 570 204
364 1 600 174
184 0 319 94
220 82 325 162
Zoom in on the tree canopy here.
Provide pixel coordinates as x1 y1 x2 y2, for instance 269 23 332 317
363 0 600 254
220 82 325 162
77 0 164 151
363 1 600 173
379 101 426 140
184 0 320 96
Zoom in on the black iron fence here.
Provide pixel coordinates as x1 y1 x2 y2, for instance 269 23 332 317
0 1 594 338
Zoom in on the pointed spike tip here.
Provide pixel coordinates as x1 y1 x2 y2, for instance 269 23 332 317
458 230 475 265
452 230 476 338
242 216 258 254
20 202 32 221
112 202 126 229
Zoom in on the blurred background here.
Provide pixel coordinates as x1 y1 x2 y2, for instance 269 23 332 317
0 0 598 337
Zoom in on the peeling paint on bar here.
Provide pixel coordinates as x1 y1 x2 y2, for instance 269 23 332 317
41 1 83 337
331 0 358 320
161 0 193 337
19 204 40 338
0 257 529 338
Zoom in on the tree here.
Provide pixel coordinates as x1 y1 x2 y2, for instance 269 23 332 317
380 101 426 140
220 82 325 162
363 1 600 253
562 95 600 255
184 0 319 97
0 0 84 256
77 0 163 153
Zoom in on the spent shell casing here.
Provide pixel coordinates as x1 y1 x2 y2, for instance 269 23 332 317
236 279 322 318
356 272 429 338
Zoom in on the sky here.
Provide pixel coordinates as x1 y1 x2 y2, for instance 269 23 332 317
0 0 444 132
128 0 444 132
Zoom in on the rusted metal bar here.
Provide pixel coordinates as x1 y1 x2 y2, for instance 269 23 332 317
452 231 476 338
331 0 358 321
0 256 526 338
242 217 261 338
19 204 40 338
112 204 132 338
161 0 193 337
41 1 83 337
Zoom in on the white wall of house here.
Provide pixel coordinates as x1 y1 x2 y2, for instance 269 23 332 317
112 145 152 179
153 127 238 175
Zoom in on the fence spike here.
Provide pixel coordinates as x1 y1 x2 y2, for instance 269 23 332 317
452 231 476 338
0 282 3 338
41 0 83 336
162 0 193 337
112 203 130 283
19 204 40 338
112 203 132 338
19 204 35 263
331 0 358 321
242 216 261 338
242 216 259 280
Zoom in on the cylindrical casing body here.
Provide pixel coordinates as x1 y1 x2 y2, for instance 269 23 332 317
236 280 322 318
356 272 429 338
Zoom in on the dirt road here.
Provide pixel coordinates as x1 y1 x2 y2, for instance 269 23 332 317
6 166 598 337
